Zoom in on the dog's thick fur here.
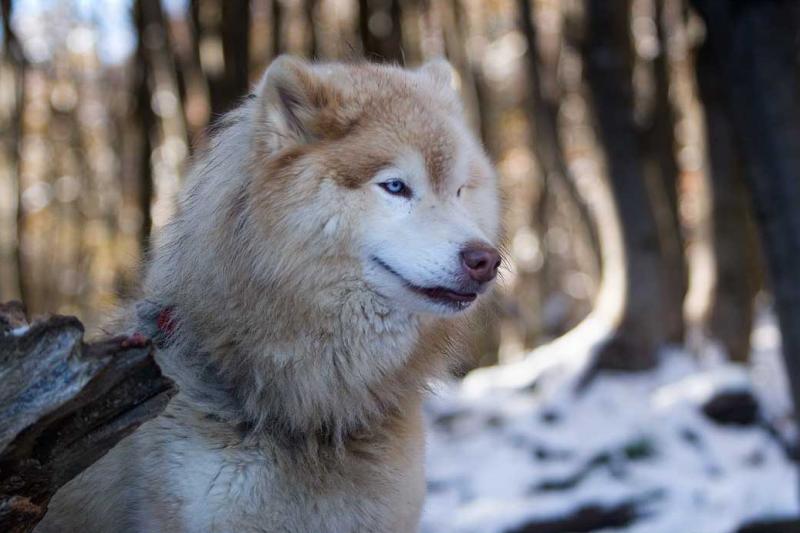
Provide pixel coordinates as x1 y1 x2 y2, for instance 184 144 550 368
37 57 501 532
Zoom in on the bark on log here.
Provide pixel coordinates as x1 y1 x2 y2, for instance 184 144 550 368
0 302 175 533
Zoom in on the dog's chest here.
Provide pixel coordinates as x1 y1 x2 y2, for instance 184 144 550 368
139 409 426 532
156 435 276 531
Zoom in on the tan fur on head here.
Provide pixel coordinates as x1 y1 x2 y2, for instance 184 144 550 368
142 57 501 447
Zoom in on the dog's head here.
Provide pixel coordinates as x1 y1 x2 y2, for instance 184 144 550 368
249 57 501 316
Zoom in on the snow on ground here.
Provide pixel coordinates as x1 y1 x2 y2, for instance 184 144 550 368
422 313 799 533
10 325 29 336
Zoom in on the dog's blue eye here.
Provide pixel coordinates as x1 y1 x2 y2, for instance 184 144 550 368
380 179 410 197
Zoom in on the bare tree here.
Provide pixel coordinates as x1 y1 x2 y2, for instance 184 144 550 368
641 0 686 345
220 0 251 105
693 6 759 363
303 0 320 58
192 0 252 117
359 0 404 63
690 0 800 457
581 0 675 370
166 0 209 149
517 0 601 270
0 0 28 303
133 0 158 250
271 0 283 57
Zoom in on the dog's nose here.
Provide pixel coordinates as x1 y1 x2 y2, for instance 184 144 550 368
460 243 501 283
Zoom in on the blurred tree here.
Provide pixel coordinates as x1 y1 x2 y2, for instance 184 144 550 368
303 0 320 58
359 0 404 63
220 0 251 101
516 0 601 352
133 0 160 249
693 6 760 363
0 0 27 303
581 0 683 371
166 0 207 147
690 0 800 461
641 0 687 346
438 0 482 135
517 0 601 271
192 0 251 117
271 0 283 56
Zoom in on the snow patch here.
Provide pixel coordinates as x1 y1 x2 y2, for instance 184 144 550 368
422 317 798 533
9 325 30 336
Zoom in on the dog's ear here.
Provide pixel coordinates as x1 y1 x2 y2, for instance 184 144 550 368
418 58 463 114
418 58 456 91
256 56 331 149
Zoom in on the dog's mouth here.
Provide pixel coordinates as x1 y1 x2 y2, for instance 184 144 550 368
371 256 478 309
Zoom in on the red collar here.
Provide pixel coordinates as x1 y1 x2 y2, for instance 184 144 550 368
156 307 176 336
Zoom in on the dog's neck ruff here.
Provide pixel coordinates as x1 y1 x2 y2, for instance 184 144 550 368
137 299 432 451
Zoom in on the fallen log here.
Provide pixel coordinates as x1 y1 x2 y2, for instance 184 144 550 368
0 301 175 533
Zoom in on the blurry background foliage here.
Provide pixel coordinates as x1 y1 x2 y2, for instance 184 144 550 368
0 0 784 374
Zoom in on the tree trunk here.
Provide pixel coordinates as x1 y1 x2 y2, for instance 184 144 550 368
581 0 668 370
516 0 604 353
168 0 209 150
271 0 283 57
193 0 252 117
221 0 251 103
303 0 320 58
517 0 602 271
690 0 800 456
693 12 759 363
641 0 686 344
438 0 482 135
359 0 404 63
0 302 175 532
0 0 28 304
133 0 157 252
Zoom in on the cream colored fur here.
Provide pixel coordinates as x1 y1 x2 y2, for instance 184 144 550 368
36 57 501 533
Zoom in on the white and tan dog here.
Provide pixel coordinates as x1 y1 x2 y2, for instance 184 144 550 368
37 56 501 533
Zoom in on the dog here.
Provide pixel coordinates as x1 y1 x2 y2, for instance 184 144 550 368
37 56 502 532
